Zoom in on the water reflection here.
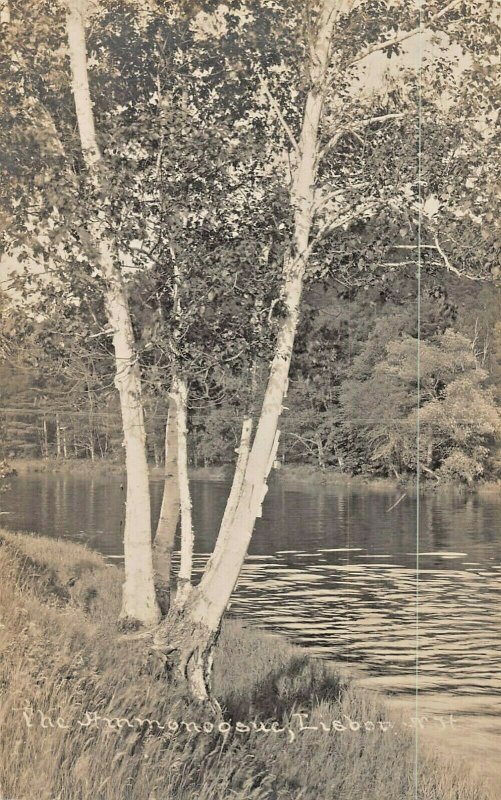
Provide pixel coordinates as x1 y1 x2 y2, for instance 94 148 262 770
2 474 499 689
1 473 500 786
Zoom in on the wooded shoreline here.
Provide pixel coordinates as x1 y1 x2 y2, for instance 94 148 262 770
7 457 501 495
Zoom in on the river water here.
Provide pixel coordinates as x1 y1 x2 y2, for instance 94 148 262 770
1 474 500 793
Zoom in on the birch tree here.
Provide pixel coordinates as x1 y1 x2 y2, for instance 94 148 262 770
150 0 499 700
65 0 160 625
151 0 350 699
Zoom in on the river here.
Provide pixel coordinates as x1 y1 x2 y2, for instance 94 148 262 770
1 473 500 794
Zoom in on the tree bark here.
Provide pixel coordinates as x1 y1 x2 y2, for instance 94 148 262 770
151 226 186 612
166 377 194 609
153 0 339 699
200 416 253 573
152 415 253 701
66 0 160 625
153 394 180 613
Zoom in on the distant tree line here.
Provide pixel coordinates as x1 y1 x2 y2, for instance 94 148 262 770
2 277 500 484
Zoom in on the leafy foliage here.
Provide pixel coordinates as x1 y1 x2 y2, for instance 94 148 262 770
338 328 500 481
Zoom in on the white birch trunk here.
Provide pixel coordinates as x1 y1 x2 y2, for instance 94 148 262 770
188 0 338 630
66 0 160 625
154 0 339 699
0 1 10 25
201 417 253 572
153 394 180 610
216 418 253 536
316 433 325 469
172 377 194 608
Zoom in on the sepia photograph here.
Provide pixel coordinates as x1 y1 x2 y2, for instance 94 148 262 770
0 1 500 798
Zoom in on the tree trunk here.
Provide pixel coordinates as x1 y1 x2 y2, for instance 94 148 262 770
55 414 62 458
153 415 253 701
427 437 433 470
153 0 338 699
151 221 187 612
42 417 48 459
316 433 325 469
66 0 159 625
196 416 253 579
172 377 194 608
0 0 10 25
213 418 253 546
153 394 180 613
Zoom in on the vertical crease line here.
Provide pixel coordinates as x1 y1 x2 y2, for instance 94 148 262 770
415 3 424 797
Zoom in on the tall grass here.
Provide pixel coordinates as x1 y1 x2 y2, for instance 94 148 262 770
0 529 490 800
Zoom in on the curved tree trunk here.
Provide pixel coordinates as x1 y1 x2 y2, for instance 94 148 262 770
153 0 339 699
153 394 180 612
66 0 160 625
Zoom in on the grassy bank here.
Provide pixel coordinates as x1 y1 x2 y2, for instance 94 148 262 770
0 529 491 800
8 457 229 481
8 457 127 476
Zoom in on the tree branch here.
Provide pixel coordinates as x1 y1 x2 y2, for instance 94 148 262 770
346 0 463 69
309 200 377 255
319 112 407 160
433 235 487 282
259 76 300 157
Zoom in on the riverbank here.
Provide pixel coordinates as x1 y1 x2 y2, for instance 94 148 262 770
0 529 492 800
8 457 500 494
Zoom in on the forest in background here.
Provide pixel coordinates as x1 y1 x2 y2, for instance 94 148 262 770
2 273 500 484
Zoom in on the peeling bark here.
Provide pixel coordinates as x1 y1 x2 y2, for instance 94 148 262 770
152 601 219 704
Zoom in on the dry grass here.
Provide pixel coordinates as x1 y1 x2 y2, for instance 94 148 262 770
0 529 491 800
